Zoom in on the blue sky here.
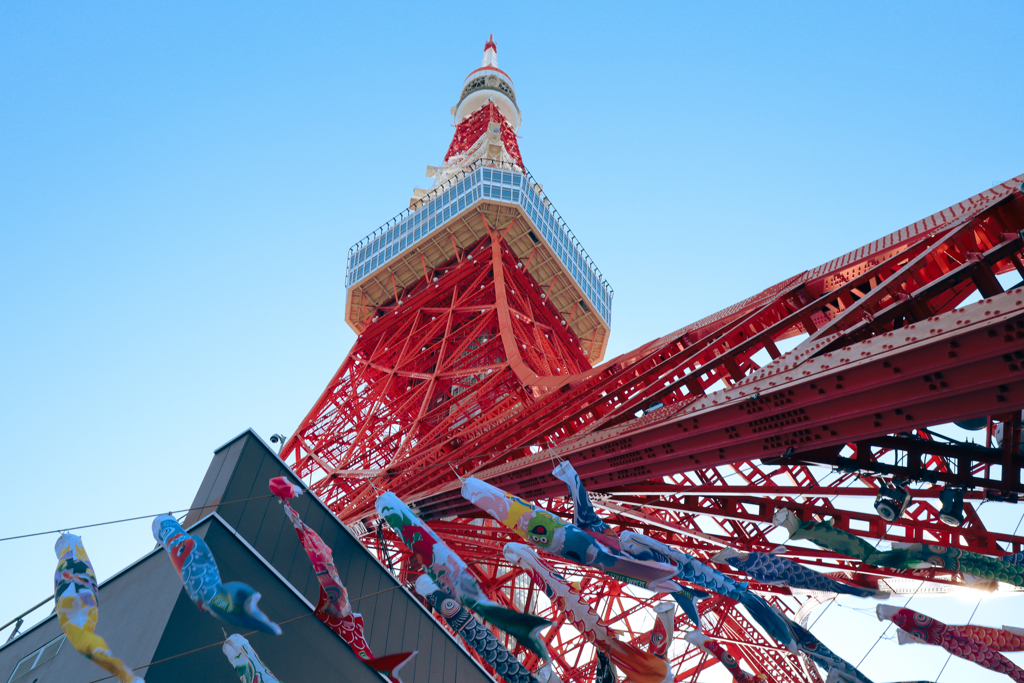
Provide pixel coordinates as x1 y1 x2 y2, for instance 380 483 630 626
2 2 1023 681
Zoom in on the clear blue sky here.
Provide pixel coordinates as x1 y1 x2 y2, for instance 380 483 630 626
2 3 1022 681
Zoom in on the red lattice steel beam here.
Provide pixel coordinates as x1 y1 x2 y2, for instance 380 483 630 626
367 189 1024 518
285 177 1024 682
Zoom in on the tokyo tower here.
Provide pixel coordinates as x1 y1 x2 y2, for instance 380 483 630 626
280 36 1024 682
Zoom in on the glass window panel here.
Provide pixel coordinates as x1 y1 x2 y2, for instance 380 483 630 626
501 189 511 200
483 169 491 181
512 175 521 185
502 172 512 184
9 656 36 682
36 636 64 667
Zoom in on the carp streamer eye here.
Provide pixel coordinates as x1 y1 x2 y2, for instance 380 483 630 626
530 524 548 536
441 599 460 618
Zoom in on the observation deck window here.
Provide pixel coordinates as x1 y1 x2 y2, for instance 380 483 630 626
346 161 614 324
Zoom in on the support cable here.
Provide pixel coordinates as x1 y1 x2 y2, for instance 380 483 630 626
0 494 276 544
933 596 983 682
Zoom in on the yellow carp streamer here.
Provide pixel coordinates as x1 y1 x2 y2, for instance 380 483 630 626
54 533 142 683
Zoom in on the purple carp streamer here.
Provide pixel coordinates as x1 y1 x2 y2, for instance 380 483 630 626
619 532 797 653
462 477 678 590
152 515 281 635
54 533 142 683
375 491 551 661
543 461 793 652
222 634 281 683
548 462 714 627
504 543 669 683
879 605 1024 681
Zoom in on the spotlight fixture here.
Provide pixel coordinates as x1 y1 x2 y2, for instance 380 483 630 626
874 481 911 522
938 487 965 527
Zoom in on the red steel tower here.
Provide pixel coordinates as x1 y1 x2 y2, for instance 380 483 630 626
282 37 1024 682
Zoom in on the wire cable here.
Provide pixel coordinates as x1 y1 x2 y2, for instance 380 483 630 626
855 578 926 669
934 595 983 683
0 494 275 543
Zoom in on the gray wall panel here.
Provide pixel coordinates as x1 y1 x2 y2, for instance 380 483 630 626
143 519 383 683
182 438 244 529
190 431 494 683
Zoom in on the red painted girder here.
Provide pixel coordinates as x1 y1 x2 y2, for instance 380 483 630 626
282 180 1024 524
603 490 1014 554
658 176 1023 348
284 230 597 516
601 483 990 500
284 178 1019 683
399 199 1024 514
418 286 1024 520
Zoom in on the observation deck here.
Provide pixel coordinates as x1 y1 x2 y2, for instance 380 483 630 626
344 160 614 362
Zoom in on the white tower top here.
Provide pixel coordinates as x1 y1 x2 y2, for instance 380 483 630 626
454 35 520 131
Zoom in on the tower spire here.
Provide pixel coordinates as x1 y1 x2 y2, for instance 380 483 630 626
483 34 498 67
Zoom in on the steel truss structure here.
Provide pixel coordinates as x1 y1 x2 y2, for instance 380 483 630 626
282 174 1024 682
